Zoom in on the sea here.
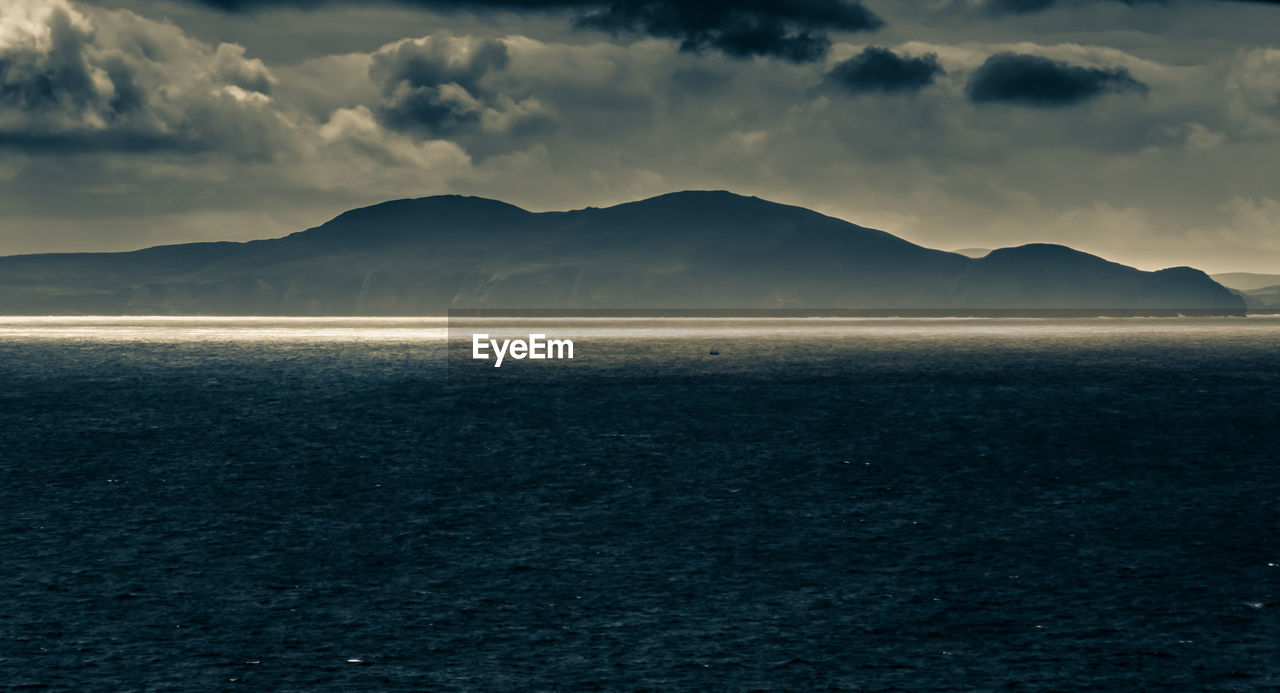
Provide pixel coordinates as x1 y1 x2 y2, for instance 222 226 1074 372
1 316 1278 691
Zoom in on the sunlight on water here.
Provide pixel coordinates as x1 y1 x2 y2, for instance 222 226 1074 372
0 315 1277 343
0 316 450 342
450 315 1280 340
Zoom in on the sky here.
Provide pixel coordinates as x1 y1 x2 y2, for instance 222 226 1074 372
0 0 1278 273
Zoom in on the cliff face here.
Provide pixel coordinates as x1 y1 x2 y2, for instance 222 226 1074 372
0 191 1246 315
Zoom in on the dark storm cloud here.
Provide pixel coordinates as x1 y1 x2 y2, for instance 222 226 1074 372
967 52 1147 107
824 46 943 95
370 36 506 134
574 1 883 63
372 34 509 92
366 35 552 148
185 0 581 6
175 0 883 62
378 85 483 134
985 0 1057 13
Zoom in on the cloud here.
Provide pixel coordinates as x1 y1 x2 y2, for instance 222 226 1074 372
371 35 507 134
369 34 549 138
312 104 471 180
167 0 883 62
371 32 509 92
964 0 1277 18
972 0 1173 15
5 1 1280 273
824 46 943 94
1212 196 1280 250
1226 47 1280 135
966 52 1147 106
967 0 1269 17
984 0 1057 13
574 1 882 62
212 42 275 94
183 0 585 7
0 0 289 154
0 1 125 133
1151 121 1225 151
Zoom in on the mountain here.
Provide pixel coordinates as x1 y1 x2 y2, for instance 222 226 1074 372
951 248 992 258
1237 285 1280 313
1211 272 1280 293
1204 273 1280 312
0 191 1245 315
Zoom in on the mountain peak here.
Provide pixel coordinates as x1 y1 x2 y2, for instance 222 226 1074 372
328 194 530 225
601 189 770 213
637 189 752 203
284 195 532 245
984 243 1106 262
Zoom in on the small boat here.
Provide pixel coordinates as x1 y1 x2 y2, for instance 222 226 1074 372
708 349 719 355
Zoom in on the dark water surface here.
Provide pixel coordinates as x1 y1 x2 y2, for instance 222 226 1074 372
2 317 1278 691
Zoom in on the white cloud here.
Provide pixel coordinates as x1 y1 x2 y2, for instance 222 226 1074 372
308 105 471 188
0 0 91 50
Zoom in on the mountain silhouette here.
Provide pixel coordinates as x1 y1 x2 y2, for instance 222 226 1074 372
0 191 1245 315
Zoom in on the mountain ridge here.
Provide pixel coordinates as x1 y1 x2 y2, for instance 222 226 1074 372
0 191 1245 315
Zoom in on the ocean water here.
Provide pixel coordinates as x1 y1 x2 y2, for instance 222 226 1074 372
2 316 1278 691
